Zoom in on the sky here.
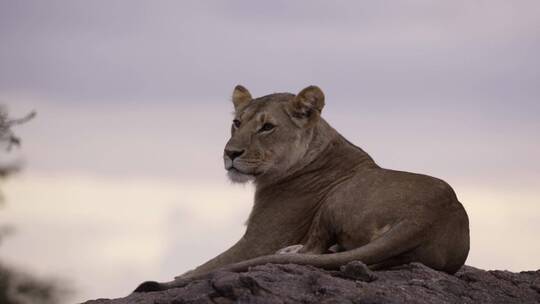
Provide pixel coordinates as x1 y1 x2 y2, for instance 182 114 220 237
0 1 539 302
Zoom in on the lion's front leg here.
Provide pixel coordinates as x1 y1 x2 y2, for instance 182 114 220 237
173 236 255 280
174 269 194 280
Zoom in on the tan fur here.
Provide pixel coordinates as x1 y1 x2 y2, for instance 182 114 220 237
135 85 470 293
232 85 252 111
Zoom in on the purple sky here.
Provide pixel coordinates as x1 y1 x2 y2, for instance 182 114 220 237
2 1 539 183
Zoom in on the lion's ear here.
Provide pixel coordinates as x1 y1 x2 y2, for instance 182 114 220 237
288 86 325 126
232 85 252 111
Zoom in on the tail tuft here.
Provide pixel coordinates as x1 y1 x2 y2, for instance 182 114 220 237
134 281 162 293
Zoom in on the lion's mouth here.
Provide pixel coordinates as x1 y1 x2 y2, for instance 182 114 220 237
227 166 260 177
227 167 243 174
226 166 257 183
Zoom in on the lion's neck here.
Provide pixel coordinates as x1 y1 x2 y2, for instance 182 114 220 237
244 120 378 252
258 118 377 188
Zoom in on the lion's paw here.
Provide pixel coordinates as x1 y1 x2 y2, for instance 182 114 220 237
276 244 304 254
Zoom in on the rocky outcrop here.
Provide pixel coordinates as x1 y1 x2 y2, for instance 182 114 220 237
84 262 540 304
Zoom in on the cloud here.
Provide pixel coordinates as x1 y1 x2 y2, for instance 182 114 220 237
1 1 539 103
0 173 252 302
460 186 540 271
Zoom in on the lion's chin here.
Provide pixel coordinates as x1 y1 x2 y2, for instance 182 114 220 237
227 169 255 184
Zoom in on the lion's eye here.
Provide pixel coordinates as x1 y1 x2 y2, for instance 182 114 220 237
233 119 241 128
259 123 275 133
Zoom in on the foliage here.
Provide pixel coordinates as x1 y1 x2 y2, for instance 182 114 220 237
0 263 66 304
0 106 68 303
0 106 36 153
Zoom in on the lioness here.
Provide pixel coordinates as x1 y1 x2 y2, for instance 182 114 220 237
136 85 470 292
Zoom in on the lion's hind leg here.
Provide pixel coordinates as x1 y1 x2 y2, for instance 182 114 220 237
309 219 427 269
367 253 415 271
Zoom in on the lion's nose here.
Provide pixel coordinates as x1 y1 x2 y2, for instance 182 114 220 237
225 149 245 160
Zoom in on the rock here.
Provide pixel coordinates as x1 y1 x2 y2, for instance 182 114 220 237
83 262 540 304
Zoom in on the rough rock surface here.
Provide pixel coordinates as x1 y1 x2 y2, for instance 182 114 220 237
84 262 540 304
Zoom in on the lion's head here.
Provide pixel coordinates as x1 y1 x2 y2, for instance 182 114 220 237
223 85 326 184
